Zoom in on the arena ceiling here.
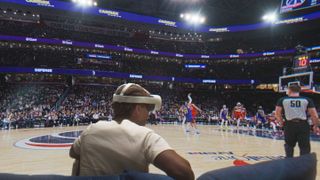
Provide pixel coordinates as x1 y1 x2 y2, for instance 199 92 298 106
86 0 281 26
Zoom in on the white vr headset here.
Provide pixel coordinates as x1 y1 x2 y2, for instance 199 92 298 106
112 83 162 111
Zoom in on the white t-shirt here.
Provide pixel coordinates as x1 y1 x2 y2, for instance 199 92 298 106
72 120 172 176
92 113 100 120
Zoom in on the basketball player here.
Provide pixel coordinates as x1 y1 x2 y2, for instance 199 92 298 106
275 84 320 158
268 111 278 132
256 106 266 129
186 93 202 134
149 111 157 125
233 102 244 128
241 105 247 122
220 105 229 128
179 102 188 125
70 83 194 180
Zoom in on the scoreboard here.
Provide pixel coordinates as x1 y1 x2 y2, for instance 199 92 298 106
281 0 320 13
294 54 310 69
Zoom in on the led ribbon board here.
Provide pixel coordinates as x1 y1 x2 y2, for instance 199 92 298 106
86 54 112 59
1 0 320 32
0 35 297 59
0 67 257 85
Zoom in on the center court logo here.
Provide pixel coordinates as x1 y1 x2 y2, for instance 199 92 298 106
15 130 82 150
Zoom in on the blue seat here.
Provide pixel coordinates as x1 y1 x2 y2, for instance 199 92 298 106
198 153 317 180
0 171 173 180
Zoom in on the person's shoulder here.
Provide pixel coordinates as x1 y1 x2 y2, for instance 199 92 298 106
299 96 311 100
120 120 157 139
85 121 115 132
276 96 287 106
121 120 153 132
300 96 314 103
279 96 288 100
277 96 289 102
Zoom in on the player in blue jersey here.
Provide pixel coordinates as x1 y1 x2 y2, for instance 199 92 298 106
220 105 229 128
185 93 202 134
256 106 266 129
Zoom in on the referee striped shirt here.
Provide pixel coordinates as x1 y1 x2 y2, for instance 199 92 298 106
276 96 315 121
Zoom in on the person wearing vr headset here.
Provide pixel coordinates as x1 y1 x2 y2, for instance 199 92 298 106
69 83 194 180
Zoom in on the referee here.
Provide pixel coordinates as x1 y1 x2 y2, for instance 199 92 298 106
275 84 320 158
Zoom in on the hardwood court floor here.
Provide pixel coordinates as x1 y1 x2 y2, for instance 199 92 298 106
0 124 319 179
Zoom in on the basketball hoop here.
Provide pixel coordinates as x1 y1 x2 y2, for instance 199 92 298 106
301 89 320 94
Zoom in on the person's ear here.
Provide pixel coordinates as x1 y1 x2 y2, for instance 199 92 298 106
133 105 142 115
135 105 141 112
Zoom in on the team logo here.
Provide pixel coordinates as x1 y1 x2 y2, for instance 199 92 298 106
283 0 306 8
15 130 82 150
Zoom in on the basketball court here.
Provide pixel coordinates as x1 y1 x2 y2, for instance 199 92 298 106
1 124 319 179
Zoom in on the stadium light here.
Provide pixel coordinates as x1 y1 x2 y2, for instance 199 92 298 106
185 14 191 20
191 15 198 23
200 17 206 23
180 12 206 25
72 0 98 7
262 12 278 23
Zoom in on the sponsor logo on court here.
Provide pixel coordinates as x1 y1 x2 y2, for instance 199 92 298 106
188 151 284 162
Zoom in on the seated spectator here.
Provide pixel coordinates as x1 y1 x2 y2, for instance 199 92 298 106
69 83 194 180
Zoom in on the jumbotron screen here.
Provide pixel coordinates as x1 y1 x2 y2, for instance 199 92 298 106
280 0 320 13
